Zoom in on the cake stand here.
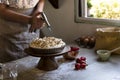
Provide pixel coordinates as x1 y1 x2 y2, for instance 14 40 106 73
25 46 70 71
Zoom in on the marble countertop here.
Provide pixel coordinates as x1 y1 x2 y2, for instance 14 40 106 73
6 46 120 80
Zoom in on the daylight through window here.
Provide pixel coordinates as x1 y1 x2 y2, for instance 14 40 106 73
88 0 120 20
75 0 120 26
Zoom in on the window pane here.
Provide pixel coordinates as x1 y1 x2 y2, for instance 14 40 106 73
87 0 120 20
74 0 120 26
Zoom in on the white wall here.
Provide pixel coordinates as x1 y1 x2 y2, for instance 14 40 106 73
43 0 111 43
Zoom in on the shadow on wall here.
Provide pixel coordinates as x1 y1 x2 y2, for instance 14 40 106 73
48 0 65 9
48 0 59 9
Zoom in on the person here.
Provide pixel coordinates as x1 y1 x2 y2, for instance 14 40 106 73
0 0 45 63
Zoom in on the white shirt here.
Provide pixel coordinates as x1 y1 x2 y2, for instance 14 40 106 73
0 0 39 9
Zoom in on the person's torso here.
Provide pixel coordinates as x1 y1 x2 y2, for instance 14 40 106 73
0 0 40 34
0 0 40 63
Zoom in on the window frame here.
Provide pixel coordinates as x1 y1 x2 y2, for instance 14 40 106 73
74 0 120 27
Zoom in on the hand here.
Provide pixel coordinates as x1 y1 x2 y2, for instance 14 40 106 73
29 12 44 32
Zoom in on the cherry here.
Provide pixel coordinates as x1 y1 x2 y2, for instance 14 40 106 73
70 47 79 51
76 58 81 63
80 63 87 69
75 63 81 70
79 60 86 64
80 56 86 61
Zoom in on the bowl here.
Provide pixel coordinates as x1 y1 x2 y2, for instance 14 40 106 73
63 50 79 60
63 46 80 60
96 50 111 61
29 45 66 54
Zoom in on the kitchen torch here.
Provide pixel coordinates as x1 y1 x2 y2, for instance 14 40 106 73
40 12 52 32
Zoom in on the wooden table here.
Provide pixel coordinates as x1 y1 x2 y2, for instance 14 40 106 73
25 46 70 71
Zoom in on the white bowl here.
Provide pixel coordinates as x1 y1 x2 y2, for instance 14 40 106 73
96 50 111 61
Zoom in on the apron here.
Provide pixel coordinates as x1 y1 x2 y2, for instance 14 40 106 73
0 0 39 63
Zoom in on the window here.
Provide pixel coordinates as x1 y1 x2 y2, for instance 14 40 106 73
75 0 120 26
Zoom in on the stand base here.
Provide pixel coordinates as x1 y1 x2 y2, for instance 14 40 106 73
37 57 58 71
